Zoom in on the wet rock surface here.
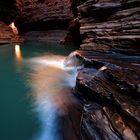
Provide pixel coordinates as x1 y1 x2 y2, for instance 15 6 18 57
72 0 140 139
0 21 22 44
81 103 138 140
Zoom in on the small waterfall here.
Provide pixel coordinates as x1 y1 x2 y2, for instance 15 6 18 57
27 53 82 140
63 51 84 69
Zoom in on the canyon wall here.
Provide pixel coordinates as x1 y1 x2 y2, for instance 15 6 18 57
0 21 22 44
73 0 140 139
0 22 15 44
0 0 76 41
0 0 74 42
15 0 73 32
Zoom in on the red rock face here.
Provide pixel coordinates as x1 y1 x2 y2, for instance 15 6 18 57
15 0 73 32
0 21 22 44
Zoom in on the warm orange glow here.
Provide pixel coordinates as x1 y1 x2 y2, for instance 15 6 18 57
9 22 18 34
15 45 22 61
11 22 15 29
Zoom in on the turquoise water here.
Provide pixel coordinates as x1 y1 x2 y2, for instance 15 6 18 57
0 41 80 140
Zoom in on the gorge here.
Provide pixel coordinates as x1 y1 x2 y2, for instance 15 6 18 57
0 0 140 140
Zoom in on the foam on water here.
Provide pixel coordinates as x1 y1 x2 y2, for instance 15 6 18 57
63 51 84 68
27 53 83 140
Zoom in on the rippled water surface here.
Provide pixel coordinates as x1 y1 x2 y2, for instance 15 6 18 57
0 41 81 140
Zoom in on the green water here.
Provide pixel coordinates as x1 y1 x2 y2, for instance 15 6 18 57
0 41 77 140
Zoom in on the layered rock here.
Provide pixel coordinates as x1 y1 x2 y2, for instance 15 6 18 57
15 0 73 32
70 0 140 139
79 0 140 53
0 21 22 44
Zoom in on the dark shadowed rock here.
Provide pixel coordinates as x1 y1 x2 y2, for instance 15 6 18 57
64 18 81 45
75 50 140 139
15 0 73 32
0 0 18 24
69 0 140 139
81 103 137 140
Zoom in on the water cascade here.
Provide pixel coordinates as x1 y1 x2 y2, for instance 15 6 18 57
27 52 83 140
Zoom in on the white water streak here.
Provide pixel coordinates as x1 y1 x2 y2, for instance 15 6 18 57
27 54 83 140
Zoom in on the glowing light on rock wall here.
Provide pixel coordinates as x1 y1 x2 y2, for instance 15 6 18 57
15 45 22 61
99 65 107 71
9 22 19 34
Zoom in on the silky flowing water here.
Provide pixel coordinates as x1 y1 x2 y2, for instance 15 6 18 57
0 41 82 140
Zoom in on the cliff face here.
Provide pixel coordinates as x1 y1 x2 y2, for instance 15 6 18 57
0 21 22 44
15 0 73 32
73 0 140 139
78 0 140 53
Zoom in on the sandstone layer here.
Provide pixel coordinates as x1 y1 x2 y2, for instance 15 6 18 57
0 21 22 44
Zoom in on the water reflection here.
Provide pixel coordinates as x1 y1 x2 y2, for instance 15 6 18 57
27 55 81 140
15 45 22 61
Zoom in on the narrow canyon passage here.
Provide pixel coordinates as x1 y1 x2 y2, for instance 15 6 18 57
0 0 140 139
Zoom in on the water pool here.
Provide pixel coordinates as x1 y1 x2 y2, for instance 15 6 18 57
0 41 81 140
